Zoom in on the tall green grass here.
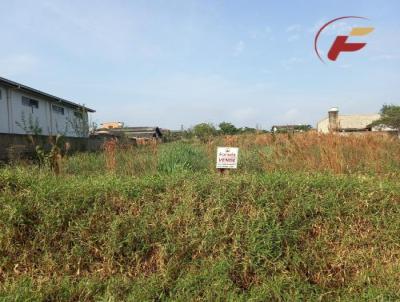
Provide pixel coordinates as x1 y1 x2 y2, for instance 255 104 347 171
1 166 399 300
157 142 209 173
1 134 400 300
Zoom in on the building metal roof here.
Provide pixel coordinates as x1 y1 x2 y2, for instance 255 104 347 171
0 76 95 112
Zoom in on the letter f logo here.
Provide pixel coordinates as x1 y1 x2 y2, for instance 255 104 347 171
314 17 374 63
327 27 374 61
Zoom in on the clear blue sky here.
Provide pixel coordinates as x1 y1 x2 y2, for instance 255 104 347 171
0 0 399 129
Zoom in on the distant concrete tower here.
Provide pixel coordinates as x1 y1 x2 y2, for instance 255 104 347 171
328 107 339 132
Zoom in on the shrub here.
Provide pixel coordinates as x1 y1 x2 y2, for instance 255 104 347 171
192 123 217 142
157 142 209 173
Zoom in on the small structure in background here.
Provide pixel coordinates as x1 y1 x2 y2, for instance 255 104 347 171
317 107 393 133
100 121 124 129
93 124 164 143
271 124 312 133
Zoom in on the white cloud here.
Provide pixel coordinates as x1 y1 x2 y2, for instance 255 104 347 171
89 72 282 128
281 57 305 69
309 19 356 36
261 69 272 74
287 34 300 42
286 25 302 42
233 40 245 56
13 1 152 61
249 31 258 39
327 21 352 35
231 107 256 120
286 24 302 32
249 26 273 40
370 54 400 61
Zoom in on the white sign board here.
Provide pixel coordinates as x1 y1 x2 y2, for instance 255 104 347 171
216 147 239 169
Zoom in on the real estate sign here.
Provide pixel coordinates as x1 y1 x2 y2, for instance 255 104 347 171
216 147 239 169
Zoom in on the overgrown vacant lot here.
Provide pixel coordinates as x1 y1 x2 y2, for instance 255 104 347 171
1 133 400 301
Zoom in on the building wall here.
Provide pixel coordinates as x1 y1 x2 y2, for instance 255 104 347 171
50 104 87 137
11 89 50 135
317 114 390 133
0 84 89 137
317 118 329 133
0 85 9 133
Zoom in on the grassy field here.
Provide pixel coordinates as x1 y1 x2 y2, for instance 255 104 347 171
1 133 400 301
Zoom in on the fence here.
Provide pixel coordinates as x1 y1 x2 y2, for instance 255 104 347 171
0 133 106 161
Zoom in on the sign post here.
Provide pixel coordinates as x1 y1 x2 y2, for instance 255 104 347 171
216 147 239 174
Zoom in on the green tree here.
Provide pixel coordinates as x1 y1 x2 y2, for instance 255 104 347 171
218 122 239 135
192 123 217 141
369 104 400 135
296 124 313 132
239 127 257 134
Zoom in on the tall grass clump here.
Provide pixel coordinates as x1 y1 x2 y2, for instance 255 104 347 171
157 142 209 174
216 132 400 176
103 139 117 172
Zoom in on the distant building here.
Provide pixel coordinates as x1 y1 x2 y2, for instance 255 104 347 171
0 76 95 137
317 107 392 133
100 121 124 129
94 126 163 140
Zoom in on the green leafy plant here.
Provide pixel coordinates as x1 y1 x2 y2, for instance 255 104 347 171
35 134 64 173
157 143 209 173
192 123 217 142
15 112 64 172
219 122 239 135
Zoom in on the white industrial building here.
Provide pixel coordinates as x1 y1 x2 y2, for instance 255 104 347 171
0 76 95 137
317 107 390 133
